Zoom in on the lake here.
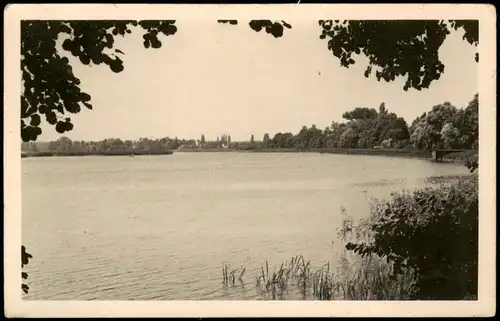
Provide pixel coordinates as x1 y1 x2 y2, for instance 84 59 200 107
22 152 469 300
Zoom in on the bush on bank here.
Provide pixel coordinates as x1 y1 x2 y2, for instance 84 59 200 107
346 175 478 300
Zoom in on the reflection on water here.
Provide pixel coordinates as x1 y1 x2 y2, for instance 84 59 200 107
22 153 469 300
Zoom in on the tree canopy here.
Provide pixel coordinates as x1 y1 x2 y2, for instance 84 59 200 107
342 107 379 121
21 19 478 142
410 94 478 150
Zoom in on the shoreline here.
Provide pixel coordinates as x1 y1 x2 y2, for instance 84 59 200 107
176 147 433 159
21 150 174 158
21 148 477 164
176 147 476 162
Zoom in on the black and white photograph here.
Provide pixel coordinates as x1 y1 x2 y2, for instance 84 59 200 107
4 3 496 318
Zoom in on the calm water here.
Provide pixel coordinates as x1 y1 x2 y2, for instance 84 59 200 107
22 152 468 300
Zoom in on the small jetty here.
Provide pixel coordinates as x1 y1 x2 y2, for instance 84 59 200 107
431 149 468 162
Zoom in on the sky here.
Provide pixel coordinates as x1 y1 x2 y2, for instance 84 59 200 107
38 20 478 142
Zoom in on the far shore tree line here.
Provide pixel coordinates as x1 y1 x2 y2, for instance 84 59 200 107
22 94 478 154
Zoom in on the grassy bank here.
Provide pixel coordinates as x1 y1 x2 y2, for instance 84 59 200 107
21 150 174 158
179 147 478 164
177 147 478 163
222 254 416 300
177 147 434 158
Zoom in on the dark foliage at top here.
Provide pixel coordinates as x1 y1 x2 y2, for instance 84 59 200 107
318 20 478 91
21 20 177 142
